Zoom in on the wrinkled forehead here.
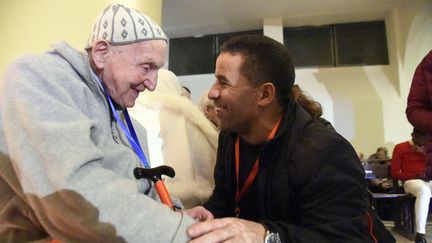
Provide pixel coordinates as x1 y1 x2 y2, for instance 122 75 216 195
112 40 167 67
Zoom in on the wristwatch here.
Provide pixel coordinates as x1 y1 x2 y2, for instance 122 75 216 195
264 229 281 243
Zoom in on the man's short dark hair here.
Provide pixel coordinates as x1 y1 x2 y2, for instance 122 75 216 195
219 35 295 108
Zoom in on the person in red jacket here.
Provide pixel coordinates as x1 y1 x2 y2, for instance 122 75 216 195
406 50 432 180
391 128 428 243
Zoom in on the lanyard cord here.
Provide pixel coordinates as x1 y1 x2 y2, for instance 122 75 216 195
234 116 282 217
96 77 150 168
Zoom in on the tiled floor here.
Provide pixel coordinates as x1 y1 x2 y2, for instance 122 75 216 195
374 196 432 242
386 222 432 242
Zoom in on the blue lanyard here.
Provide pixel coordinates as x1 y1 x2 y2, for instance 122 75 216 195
95 76 150 168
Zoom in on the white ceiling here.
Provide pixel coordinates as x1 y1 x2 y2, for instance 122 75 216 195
162 0 403 38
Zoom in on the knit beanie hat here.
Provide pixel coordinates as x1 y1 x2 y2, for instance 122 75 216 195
87 3 167 48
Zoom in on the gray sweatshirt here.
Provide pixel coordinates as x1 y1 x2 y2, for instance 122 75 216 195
0 42 195 242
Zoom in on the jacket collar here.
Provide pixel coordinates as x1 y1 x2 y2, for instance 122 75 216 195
272 101 313 142
223 100 314 143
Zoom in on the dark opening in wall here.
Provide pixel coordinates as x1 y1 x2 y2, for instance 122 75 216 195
169 30 262 75
283 25 334 67
169 20 389 75
169 35 216 76
283 20 389 67
334 21 389 66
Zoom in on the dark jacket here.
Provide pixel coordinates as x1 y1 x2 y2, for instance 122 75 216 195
204 103 374 242
406 50 432 179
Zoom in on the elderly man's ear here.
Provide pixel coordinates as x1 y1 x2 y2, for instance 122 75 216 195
91 40 110 70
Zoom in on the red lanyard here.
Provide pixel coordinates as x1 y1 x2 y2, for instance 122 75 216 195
234 117 282 217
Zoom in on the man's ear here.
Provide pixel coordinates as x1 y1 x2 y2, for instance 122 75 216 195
91 40 110 70
257 82 276 107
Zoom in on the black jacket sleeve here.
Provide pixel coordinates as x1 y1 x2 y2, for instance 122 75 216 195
263 123 371 242
203 131 235 217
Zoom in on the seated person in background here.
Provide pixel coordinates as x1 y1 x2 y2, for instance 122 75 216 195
367 146 393 193
368 146 390 164
198 90 220 129
129 69 218 208
391 128 428 243
358 151 365 162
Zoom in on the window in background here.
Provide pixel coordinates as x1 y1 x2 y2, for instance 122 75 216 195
216 29 263 54
283 20 389 68
169 35 216 76
283 25 334 68
334 21 389 66
169 20 389 75
169 30 262 76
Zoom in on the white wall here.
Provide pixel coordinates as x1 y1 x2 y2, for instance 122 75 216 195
0 0 163 75
176 1 432 157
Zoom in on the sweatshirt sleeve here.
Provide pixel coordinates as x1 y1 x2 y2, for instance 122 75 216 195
0 55 195 242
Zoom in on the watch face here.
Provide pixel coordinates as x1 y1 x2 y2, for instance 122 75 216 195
265 232 281 243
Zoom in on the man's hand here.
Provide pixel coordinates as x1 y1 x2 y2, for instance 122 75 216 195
380 180 392 189
185 206 214 221
187 217 266 243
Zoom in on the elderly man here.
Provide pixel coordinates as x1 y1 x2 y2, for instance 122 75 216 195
0 4 209 242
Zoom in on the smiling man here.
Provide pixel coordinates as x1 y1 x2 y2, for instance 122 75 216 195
186 35 392 242
0 4 200 242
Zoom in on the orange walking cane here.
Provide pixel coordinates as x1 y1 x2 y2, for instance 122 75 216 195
134 165 176 210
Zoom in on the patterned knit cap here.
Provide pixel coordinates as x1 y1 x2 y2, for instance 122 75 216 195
86 3 167 48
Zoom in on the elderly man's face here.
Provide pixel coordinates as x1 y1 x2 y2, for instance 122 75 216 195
102 40 167 108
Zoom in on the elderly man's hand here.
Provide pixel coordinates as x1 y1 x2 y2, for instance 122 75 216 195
184 206 214 221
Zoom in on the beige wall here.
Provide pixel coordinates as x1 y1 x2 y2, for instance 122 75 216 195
0 0 163 75
178 1 432 158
